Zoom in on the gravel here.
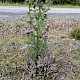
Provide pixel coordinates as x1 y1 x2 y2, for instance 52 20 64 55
0 13 80 80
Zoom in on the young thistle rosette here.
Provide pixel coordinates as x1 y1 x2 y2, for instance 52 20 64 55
24 0 51 60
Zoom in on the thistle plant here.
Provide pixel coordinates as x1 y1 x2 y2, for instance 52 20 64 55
24 0 51 60
24 0 51 79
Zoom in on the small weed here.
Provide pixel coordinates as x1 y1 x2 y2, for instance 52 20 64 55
70 26 80 40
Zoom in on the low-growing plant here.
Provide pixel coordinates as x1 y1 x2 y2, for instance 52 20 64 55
70 26 80 40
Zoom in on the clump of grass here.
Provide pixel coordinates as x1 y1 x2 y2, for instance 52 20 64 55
70 26 80 40
50 4 80 8
0 2 26 6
